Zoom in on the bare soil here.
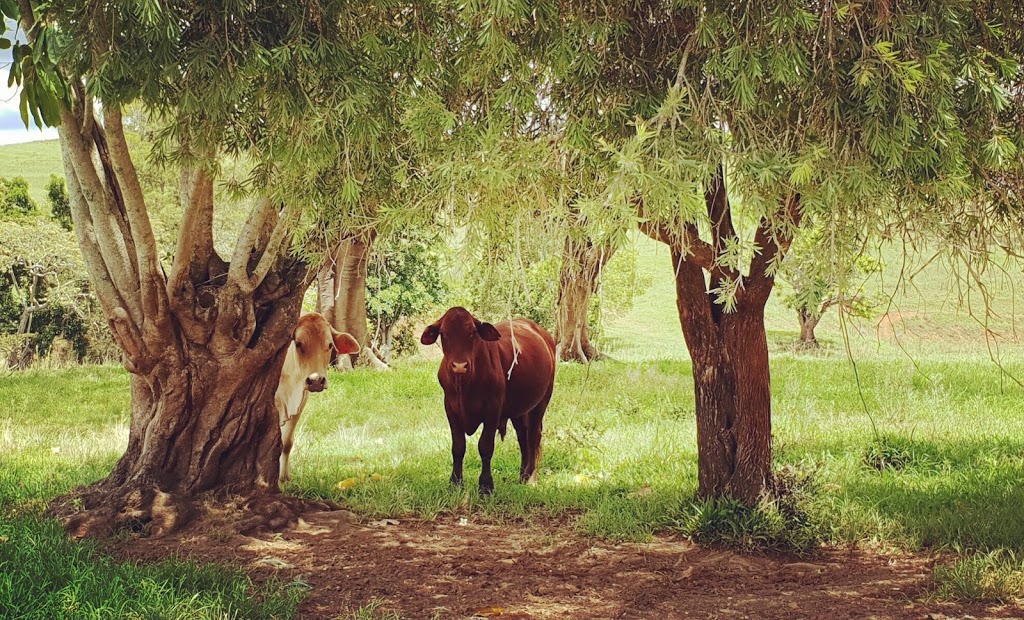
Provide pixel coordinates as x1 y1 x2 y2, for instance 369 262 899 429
107 509 1023 620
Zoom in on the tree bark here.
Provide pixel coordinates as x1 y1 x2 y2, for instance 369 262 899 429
639 165 801 504
316 231 387 369
58 303 306 538
554 237 614 362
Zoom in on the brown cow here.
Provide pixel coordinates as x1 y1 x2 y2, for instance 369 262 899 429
421 306 556 494
275 312 360 484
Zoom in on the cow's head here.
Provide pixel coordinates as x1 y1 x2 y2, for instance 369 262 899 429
421 307 500 376
291 313 360 393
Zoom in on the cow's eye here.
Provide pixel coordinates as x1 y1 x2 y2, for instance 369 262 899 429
295 341 303 350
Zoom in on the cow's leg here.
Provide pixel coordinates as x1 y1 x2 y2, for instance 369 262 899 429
477 424 497 495
449 421 466 486
279 393 308 485
279 413 300 484
511 415 531 483
525 392 552 485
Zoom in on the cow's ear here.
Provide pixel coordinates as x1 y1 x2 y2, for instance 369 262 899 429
476 321 501 342
420 323 440 345
330 328 360 355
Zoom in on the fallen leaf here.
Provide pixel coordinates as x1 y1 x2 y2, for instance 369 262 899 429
335 478 359 490
627 484 653 499
254 557 294 569
470 606 505 617
573 474 591 484
0 536 8 543
370 518 399 527
370 473 382 481
51 446 61 454
458 517 469 526
678 566 695 580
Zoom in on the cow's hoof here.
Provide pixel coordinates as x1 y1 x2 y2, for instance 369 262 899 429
479 483 494 496
450 476 463 487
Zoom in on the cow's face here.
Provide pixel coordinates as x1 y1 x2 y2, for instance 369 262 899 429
291 313 360 393
420 307 500 375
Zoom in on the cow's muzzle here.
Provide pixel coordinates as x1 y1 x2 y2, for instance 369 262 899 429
306 373 327 392
451 361 469 375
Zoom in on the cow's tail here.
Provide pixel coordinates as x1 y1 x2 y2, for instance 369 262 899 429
499 416 509 441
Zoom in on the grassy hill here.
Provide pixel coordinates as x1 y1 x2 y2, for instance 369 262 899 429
0 140 64 209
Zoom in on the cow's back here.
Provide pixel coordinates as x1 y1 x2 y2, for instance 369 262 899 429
496 319 556 416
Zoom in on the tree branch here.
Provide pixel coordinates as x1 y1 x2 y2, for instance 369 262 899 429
636 198 714 270
168 166 217 294
102 105 166 320
747 193 802 305
228 197 277 289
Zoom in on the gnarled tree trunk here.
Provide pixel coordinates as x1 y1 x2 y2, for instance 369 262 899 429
641 165 800 504
797 309 820 348
42 76 316 537
555 236 614 362
316 230 388 369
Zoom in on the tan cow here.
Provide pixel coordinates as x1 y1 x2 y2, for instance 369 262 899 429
276 312 360 484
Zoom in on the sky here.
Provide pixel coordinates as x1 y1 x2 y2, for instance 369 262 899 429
1 19 59 146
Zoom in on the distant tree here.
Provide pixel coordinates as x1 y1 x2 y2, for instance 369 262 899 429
365 230 447 362
0 176 37 216
0 219 89 368
45 174 72 231
779 228 882 349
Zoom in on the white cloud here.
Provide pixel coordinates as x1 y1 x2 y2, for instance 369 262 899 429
0 72 59 146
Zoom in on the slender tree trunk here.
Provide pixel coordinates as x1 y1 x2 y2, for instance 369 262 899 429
797 309 820 348
555 237 613 362
639 165 801 504
317 231 388 369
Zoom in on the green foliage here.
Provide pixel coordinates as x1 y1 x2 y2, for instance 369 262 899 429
0 177 37 217
0 516 306 619
44 174 71 231
933 550 1024 602
366 231 448 359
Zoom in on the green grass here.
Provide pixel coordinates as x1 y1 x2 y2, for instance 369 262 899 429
4 355 1024 554
0 140 64 208
0 516 305 619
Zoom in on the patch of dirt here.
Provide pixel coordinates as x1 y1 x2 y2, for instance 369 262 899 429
106 511 1023 619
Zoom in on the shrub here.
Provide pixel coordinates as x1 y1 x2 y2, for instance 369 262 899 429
0 177 37 217
673 465 823 554
46 174 73 231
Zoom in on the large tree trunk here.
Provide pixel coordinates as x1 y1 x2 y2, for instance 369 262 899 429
316 231 387 369
640 165 801 504
554 237 614 362
34 71 318 536
59 297 307 537
797 309 820 348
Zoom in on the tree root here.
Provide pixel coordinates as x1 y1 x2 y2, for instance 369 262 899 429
48 481 341 539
